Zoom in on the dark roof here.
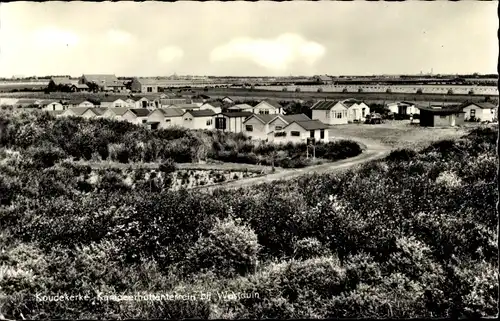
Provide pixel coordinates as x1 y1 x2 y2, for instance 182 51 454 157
204 101 222 107
291 120 330 131
228 104 253 110
155 108 184 117
417 106 465 114
314 75 332 81
129 108 151 117
82 74 121 86
92 107 108 115
311 100 340 110
462 102 497 109
99 96 128 103
219 112 253 118
281 113 311 123
172 103 200 109
51 77 78 86
72 84 89 89
186 110 216 117
342 99 362 107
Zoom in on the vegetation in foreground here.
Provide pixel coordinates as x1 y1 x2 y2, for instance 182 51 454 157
0 110 361 169
0 114 498 319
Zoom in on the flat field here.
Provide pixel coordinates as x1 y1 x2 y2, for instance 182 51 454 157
328 120 487 150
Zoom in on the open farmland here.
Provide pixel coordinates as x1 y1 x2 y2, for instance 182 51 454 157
197 87 495 104
327 120 483 150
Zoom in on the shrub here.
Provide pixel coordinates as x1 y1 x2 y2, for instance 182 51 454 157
293 237 330 260
26 144 66 168
386 148 417 162
326 273 428 318
185 217 259 277
159 158 177 174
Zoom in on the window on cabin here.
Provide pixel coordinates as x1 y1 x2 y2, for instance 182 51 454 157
245 125 253 132
147 87 153 92
336 112 342 119
275 126 283 131
470 109 476 118
310 130 315 138
142 119 147 123
206 119 212 126
291 131 300 137
320 129 325 139
325 110 329 118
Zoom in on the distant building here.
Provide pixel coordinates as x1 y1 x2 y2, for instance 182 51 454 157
243 113 310 140
121 108 151 125
99 97 129 108
61 107 107 118
214 112 253 133
269 120 330 144
79 74 125 92
130 78 162 93
146 108 184 130
386 101 420 115
221 96 235 104
417 105 465 127
252 100 284 115
70 84 89 92
460 102 497 122
312 75 333 84
228 104 254 113
312 100 369 125
182 110 216 130
199 102 222 114
40 100 65 111
102 108 131 121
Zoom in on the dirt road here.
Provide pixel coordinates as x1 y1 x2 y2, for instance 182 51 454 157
196 136 390 192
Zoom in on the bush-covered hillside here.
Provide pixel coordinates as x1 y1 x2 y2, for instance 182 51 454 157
0 112 497 318
0 110 361 168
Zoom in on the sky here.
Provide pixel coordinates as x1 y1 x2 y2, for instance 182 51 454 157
0 1 497 77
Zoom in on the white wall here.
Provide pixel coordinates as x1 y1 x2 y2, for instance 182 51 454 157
253 101 282 115
270 122 329 144
183 113 214 130
463 105 494 122
312 103 348 125
42 103 64 111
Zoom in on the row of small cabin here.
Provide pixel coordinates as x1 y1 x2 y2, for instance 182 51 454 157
50 105 331 144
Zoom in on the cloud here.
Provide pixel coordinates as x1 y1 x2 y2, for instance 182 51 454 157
107 29 134 45
209 34 326 70
31 27 80 48
157 46 184 63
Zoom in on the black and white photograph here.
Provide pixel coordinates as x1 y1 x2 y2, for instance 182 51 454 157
0 0 498 319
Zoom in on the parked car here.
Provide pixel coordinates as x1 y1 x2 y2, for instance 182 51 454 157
365 113 382 124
